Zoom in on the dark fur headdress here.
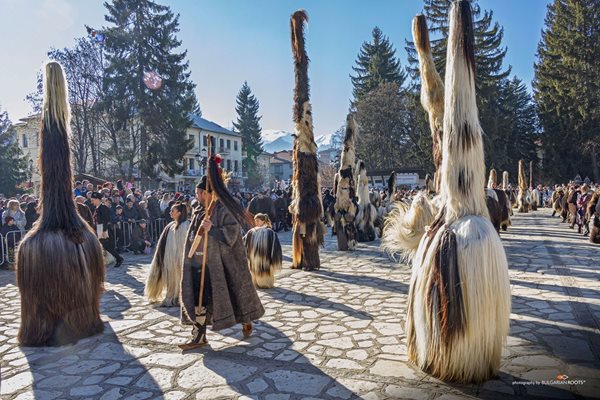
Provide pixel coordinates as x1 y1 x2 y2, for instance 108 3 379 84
207 155 254 228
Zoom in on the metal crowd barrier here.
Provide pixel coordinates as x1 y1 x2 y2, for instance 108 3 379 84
0 219 169 265
2 230 25 265
0 233 4 265
110 218 167 251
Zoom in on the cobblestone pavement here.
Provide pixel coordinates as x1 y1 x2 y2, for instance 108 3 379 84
0 210 598 399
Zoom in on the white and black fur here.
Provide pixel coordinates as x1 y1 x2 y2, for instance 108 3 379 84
355 160 377 242
406 1 511 383
243 226 283 288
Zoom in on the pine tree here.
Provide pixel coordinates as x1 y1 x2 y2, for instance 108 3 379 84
351 27 406 101
406 0 511 87
355 82 412 170
232 82 263 188
496 77 539 178
533 0 600 182
100 0 199 179
0 108 29 197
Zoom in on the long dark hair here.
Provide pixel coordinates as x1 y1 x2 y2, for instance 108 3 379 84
207 156 254 228
171 201 188 228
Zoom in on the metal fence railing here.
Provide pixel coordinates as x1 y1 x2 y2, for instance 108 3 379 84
0 233 5 266
110 218 166 251
0 218 170 266
1 230 24 265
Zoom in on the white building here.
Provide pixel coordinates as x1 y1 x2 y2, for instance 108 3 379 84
12 115 41 191
10 113 244 192
171 115 243 191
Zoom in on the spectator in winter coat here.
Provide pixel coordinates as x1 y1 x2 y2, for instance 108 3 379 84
5 200 26 231
24 201 39 230
123 199 140 222
160 193 171 213
0 216 22 268
138 201 150 220
130 220 151 254
75 196 94 229
73 181 84 197
147 192 162 220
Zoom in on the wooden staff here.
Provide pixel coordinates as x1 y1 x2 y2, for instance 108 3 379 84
191 134 215 314
187 135 216 259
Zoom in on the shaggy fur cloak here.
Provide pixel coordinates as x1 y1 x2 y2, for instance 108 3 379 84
243 226 283 288
487 169 510 231
17 62 104 346
145 220 190 306
180 203 264 329
355 161 377 242
406 2 511 383
333 113 359 250
517 160 530 213
289 10 325 270
381 192 435 262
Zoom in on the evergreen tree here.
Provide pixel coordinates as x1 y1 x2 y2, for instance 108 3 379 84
100 0 199 178
495 77 539 178
406 0 511 87
351 27 406 101
0 108 29 197
533 0 600 182
232 82 263 188
355 82 413 170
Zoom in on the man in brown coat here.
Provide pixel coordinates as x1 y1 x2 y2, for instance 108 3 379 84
179 176 264 350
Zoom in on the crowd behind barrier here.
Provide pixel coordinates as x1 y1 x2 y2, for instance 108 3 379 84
2 177 596 269
0 176 294 269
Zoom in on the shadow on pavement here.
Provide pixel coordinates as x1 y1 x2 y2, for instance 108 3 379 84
12 324 161 399
312 269 408 295
261 286 373 320
195 321 360 399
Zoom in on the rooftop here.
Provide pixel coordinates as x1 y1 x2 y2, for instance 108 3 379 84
189 114 239 137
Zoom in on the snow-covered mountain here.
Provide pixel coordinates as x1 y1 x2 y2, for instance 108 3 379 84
261 129 334 153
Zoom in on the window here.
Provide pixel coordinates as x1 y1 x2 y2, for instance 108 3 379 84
220 138 224 148
227 159 231 170
22 134 28 148
227 139 231 149
234 160 238 172
203 135 207 146
189 158 195 171
234 140 238 151
189 134 195 147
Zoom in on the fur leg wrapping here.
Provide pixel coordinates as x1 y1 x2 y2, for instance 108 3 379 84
381 193 437 262
406 216 511 383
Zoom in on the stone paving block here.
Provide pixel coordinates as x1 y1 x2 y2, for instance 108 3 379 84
70 385 104 397
264 370 331 396
0 211 598 399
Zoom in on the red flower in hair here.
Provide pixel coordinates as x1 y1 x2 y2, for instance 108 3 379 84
213 154 223 165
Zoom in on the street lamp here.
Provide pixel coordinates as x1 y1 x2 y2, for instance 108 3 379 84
195 148 207 175
28 159 34 189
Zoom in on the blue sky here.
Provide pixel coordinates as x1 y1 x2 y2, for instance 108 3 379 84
0 0 550 136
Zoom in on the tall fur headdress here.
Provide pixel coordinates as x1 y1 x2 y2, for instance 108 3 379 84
207 155 254 228
38 61 85 240
388 171 396 196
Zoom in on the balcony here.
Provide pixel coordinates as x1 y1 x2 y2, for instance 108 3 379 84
182 169 201 177
217 147 230 155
